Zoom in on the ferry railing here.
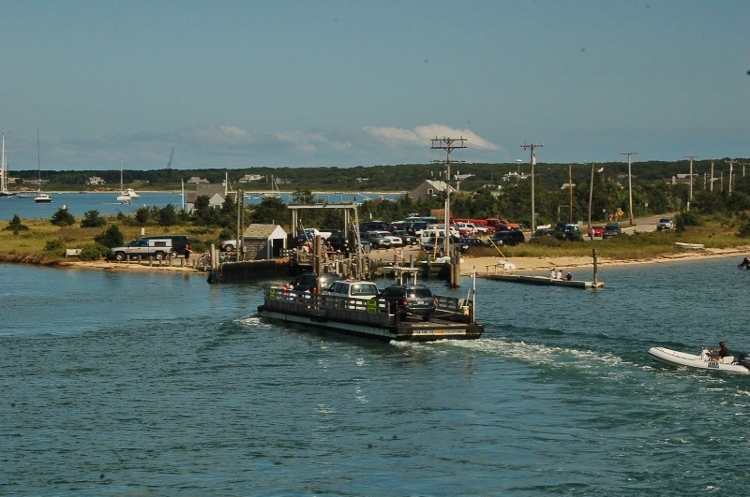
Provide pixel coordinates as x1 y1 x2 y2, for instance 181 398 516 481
264 288 474 324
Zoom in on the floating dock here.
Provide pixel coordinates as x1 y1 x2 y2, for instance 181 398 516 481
486 274 604 289
257 288 483 342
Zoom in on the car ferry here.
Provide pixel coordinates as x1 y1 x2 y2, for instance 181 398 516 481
257 270 484 342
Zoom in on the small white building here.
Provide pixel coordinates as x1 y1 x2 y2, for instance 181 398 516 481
241 224 288 260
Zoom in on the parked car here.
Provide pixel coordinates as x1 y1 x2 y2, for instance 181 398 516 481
392 229 419 246
359 221 391 233
378 284 438 321
588 225 605 237
459 237 490 249
361 231 392 249
373 230 403 247
290 272 342 293
562 224 583 241
656 217 674 231
324 229 348 251
529 228 555 241
491 229 525 246
603 223 622 238
323 280 380 305
421 236 466 256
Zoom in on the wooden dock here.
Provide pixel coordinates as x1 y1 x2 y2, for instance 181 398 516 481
486 274 604 289
484 248 604 289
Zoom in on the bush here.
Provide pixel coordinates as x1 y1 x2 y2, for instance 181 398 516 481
44 238 66 256
5 214 29 234
94 225 125 248
79 244 108 261
81 210 107 228
51 207 76 226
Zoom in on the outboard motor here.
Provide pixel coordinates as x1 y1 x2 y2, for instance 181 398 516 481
736 352 750 371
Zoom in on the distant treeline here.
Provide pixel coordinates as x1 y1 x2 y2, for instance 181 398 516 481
8 158 747 193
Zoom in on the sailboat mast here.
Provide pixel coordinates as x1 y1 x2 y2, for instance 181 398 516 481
37 129 41 187
1 134 6 192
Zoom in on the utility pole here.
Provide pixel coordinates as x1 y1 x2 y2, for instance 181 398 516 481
431 137 466 256
521 142 543 232
710 160 715 191
568 164 573 223
684 155 698 210
620 151 637 225
726 160 737 194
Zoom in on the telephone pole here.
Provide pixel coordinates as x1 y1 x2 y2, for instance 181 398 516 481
684 155 698 210
620 151 637 225
431 137 466 256
726 159 737 194
521 142 543 232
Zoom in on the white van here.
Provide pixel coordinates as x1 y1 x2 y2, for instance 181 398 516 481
323 280 380 310
419 227 459 246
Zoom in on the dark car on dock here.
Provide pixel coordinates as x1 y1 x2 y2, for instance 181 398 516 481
378 284 438 321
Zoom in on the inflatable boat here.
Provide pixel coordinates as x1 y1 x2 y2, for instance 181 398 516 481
648 346 750 375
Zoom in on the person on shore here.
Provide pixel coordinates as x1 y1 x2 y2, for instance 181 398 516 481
708 341 731 362
184 243 191 262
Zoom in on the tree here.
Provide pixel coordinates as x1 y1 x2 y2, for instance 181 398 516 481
4 214 29 234
81 210 107 228
50 207 76 226
157 203 178 227
94 225 125 248
135 206 150 225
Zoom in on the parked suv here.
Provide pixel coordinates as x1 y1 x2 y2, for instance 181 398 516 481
359 221 391 233
491 229 525 246
603 223 622 238
361 231 392 249
290 272 342 293
378 284 438 322
656 217 674 231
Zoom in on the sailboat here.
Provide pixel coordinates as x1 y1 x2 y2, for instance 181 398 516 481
116 161 132 204
34 130 52 203
0 134 14 197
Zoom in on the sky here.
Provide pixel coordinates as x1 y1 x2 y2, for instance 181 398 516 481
0 0 748 171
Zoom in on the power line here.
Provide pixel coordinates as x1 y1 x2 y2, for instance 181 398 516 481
431 137 466 257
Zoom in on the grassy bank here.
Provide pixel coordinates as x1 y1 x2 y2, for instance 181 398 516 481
0 217 224 264
2 215 750 266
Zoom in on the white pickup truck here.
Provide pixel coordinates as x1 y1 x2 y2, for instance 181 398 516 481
110 238 173 261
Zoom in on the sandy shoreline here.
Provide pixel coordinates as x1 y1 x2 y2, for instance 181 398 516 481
53 245 750 277
459 246 750 276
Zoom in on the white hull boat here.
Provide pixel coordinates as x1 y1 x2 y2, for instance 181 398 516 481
648 346 750 375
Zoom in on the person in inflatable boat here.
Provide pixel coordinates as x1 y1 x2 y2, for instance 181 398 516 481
708 341 731 362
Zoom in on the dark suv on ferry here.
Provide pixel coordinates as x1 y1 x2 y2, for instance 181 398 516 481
378 284 438 322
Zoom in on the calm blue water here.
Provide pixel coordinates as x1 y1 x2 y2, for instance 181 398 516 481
0 192 402 221
1 258 749 496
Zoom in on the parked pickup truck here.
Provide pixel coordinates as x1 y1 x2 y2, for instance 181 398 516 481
110 238 174 261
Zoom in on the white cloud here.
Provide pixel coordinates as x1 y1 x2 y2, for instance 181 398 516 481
363 124 504 153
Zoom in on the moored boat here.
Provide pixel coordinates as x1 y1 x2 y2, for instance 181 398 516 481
648 346 750 375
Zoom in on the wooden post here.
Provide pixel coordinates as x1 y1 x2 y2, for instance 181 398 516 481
593 248 599 286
